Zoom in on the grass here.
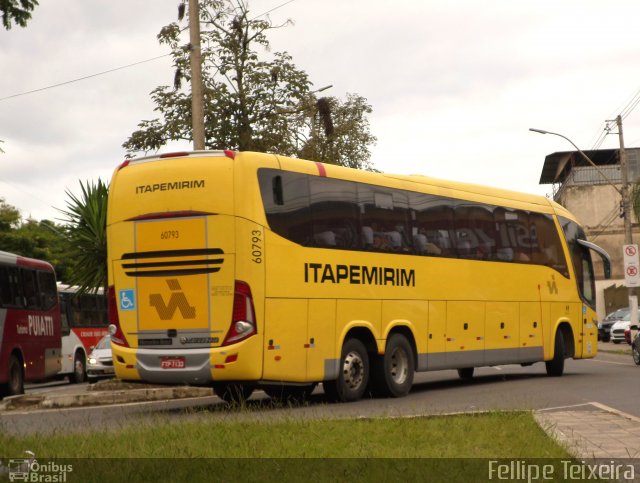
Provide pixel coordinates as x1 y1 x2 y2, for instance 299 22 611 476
0 411 575 482
0 411 568 458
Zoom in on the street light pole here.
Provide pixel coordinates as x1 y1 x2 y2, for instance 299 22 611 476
529 128 623 197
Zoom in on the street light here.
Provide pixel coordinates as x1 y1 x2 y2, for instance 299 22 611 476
529 127 631 243
529 128 623 196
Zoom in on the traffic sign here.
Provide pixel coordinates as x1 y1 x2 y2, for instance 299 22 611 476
623 244 640 287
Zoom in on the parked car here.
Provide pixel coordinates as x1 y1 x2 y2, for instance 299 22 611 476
610 312 638 344
86 334 114 380
598 307 630 342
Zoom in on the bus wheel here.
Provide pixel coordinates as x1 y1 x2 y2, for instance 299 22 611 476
546 330 565 377
632 342 640 366
69 352 86 384
457 367 474 380
370 333 414 397
323 338 369 403
264 383 317 404
212 382 254 405
7 355 24 396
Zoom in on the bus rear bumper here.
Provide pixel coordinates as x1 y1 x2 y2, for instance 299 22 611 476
112 336 263 384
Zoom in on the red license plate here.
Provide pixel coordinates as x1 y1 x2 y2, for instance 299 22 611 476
160 357 186 369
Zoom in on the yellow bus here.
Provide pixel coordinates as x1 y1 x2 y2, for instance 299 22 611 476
106 150 611 403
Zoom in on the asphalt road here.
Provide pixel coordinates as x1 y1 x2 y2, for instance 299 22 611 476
2 345 638 436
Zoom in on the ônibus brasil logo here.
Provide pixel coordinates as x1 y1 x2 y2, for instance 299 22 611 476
1 452 73 482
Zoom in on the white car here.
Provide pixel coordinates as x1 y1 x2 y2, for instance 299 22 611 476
86 335 114 380
610 316 633 344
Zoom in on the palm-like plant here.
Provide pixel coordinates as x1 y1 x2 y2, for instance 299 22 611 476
57 179 109 294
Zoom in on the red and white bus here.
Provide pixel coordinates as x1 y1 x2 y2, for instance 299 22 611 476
0 251 62 398
57 284 108 383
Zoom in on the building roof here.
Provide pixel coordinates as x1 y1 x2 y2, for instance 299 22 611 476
539 148 619 184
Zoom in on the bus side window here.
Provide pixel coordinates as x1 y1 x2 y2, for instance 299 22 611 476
410 192 456 257
21 268 40 309
0 265 12 308
494 208 531 263
310 177 359 250
37 271 57 311
455 203 496 260
0 266 23 308
529 213 569 277
59 296 71 336
259 169 312 246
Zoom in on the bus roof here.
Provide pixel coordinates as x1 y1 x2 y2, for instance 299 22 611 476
0 250 55 271
114 150 573 221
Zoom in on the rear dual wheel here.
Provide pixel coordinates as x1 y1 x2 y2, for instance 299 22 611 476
370 334 414 398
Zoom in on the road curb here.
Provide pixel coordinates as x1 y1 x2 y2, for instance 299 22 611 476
0 386 213 411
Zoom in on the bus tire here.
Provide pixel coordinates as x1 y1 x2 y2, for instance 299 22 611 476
370 333 414 398
457 367 474 380
632 341 640 366
69 351 86 384
264 383 317 404
546 330 565 377
7 354 25 396
323 338 369 403
212 382 254 405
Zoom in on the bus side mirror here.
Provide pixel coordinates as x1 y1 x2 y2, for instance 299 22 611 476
577 239 611 279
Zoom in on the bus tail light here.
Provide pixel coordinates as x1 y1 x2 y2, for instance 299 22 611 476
108 285 130 347
222 281 257 346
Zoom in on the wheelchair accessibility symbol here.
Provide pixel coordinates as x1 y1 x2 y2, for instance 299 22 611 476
119 289 136 311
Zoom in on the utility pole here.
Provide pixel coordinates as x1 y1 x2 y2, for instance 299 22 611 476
617 115 632 245
189 0 205 150
615 114 638 328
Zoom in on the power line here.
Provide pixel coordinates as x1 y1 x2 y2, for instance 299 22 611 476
621 90 640 120
252 0 297 19
611 85 640 121
0 54 172 103
0 1 298 104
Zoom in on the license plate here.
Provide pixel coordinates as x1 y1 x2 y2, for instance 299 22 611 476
160 357 186 369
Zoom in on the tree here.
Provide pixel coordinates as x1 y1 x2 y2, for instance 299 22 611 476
57 179 109 293
297 94 375 170
0 197 72 281
632 183 640 223
1 0 38 30
0 197 20 231
124 0 376 169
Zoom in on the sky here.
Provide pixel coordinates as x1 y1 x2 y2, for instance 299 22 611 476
2 0 640 222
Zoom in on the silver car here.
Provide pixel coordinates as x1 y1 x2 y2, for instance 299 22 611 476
86 335 114 380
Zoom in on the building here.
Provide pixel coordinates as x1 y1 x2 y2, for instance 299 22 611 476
539 147 640 318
